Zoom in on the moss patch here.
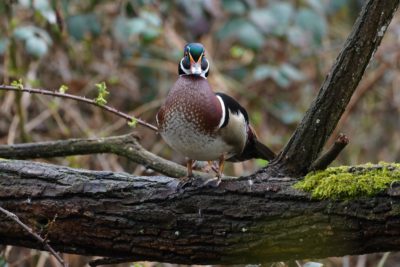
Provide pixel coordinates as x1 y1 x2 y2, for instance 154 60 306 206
293 162 400 199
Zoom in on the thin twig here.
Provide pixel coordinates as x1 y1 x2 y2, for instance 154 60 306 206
377 252 391 267
0 206 68 267
0 84 158 132
309 133 349 171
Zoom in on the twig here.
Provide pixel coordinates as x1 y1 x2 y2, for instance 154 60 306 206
0 206 68 267
89 257 137 267
377 252 391 267
309 133 349 171
0 133 214 179
0 84 158 132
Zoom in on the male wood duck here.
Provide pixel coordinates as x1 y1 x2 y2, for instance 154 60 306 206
157 43 275 182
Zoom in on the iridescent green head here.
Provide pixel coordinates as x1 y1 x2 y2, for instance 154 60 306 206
179 43 209 78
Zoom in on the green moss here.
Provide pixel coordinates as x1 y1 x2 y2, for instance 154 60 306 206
294 162 400 199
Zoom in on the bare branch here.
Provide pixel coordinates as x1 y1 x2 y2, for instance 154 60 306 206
0 206 67 267
268 0 399 177
0 133 215 179
309 133 349 171
0 85 158 132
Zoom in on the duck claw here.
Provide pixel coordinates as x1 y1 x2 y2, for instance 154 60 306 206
201 177 222 188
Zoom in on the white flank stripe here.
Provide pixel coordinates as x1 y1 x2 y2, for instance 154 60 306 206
216 95 226 128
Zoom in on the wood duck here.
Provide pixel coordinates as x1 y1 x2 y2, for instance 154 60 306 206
157 43 275 181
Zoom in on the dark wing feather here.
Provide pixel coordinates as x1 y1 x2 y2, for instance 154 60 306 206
215 92 249 129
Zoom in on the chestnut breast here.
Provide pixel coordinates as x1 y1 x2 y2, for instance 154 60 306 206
157 75 222 134
156 75 232 160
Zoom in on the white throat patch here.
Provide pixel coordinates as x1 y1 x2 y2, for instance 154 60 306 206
180 58 208 79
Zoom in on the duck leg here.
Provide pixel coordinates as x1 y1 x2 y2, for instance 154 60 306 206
202 155 225 188
217 154 225 178
203 160 219 174
186 159 194 177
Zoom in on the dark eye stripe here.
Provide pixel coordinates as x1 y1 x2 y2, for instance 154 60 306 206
182 57 190 69
201 57 208 71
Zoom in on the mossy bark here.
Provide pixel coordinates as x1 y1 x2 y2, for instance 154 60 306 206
1 160 400 264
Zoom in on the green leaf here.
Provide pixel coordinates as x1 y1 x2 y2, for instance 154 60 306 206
253 65 275 81
272 102 303 124
13 26 36 40
24 0 56 24
13 26 52 58
11 79 24 90
67 14 101 41
94 82 109 106
230 45 246 58
306 0 325 13
141 11 161 27
59 84 68 94
279 63 305 82
113 15 160 43
249 8 275 34
295 8 327 46
127 117 138 128
270 3 294 35
222 0 247 15
287 26 308 47
13 26 52 44
218 19 264 50
25 36 48 58
272 70 291 88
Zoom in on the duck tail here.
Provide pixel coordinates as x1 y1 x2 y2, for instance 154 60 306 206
228 126 276 162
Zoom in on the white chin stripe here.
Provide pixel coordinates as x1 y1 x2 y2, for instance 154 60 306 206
180 58 208 79
216 95 227 128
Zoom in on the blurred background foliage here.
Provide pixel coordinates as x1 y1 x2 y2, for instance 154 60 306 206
0 0 400 266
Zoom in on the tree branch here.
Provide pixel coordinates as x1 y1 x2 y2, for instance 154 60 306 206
309 133 349 171
0 84 158 132
0 160 400 264
267 0 399 177
0 133 215 179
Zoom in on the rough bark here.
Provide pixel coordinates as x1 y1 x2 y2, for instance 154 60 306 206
1 160 400 264
267 0 399 177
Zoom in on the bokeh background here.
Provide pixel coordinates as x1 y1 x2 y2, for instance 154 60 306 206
0 0 400 266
